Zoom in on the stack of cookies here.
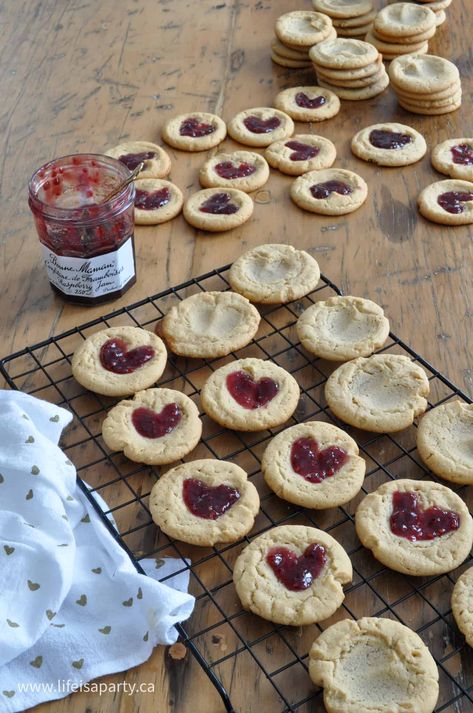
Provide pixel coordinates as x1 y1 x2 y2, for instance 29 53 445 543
366 2 437 60
388 0 452 27
271 10 336 69
312 0 376 39
389 53 462 114
309 38 389 101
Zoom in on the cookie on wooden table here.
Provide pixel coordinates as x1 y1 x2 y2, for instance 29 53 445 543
310 38 379 69
452 567 473 648
266 134 336 176
161 112 226 152
355 478 473 576
312 0 373 19
418 180 473 225
199 151 269 193
102 388 202 465
351 122 427 166
432 139 473 181
228 243 320 304
388 53 460 93
274 86 340 122
297 296 390 361
228 107 294 148
417 401 473 484
72 326 167 397
201 358 300 431
105 140 171 179
233 525 352 625
149 459 260 546
134 179 183 225
325 354 429 432
374 2 436 38
309 617 439 713
262 421 366 509
291 168 368 216
161 291 260 358
183 188 254 232
275 11 334 49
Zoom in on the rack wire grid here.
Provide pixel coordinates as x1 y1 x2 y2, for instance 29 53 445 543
1 263 473 713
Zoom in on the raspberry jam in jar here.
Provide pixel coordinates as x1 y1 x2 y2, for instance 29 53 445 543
28 154 137 305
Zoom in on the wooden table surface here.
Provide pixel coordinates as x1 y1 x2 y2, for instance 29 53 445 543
1 0 472 711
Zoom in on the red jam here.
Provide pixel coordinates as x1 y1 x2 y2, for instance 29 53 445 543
285 140 319 162
243 116 281 134
451 144 473 165
295 92 326 109
200 192 239 214
28 154 136 305
118 151 156 171
369 129 412 150
310 180 352 199
266 543 327 591
182 478 240 520
291 437 348 483
437 191 473 214
180 117 215 137
134 187 171 210
99 338 155 374
131 404 182 438
390 491 460 542
226 370 279 409
214 161 256 179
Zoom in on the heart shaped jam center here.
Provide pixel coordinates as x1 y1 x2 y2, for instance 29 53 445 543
214 161 256 179
134 187 171 210
390 491 460 542
291 437 349 483
183 478 240 520
438 190 473 214
295 92 326 109
310 180 352 200
180 117 215 137
451 144 473 165
99 338 155 374
132 403 182 438
226 370 279 409
200 192 239 214
369 129 412 150
285 140 319 162
243 116 281 134
266 543 327 591
118 151 156 171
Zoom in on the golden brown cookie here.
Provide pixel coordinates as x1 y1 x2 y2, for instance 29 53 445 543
291 168 368 215
355 478 473 576
71 326 167 397
233 525 352 625
265 134 337 176
201 358 300 431
309 617 439 713
149 459 260 546
162 291 260 358
325 354 429 432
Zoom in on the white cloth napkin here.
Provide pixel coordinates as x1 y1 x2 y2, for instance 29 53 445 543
0 390 194 711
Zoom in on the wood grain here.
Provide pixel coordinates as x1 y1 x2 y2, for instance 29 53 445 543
1 0 472 711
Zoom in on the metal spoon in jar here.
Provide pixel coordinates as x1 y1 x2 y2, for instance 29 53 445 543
100 161 144 203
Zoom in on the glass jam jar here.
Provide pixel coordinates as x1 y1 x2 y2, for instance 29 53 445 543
28 153 137 305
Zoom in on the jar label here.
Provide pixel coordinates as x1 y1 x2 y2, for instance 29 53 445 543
41 237 135 298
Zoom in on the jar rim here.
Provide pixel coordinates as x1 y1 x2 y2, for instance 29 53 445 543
28 153 134 224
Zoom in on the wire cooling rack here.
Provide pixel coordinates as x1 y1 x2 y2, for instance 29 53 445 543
1 264 473 713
